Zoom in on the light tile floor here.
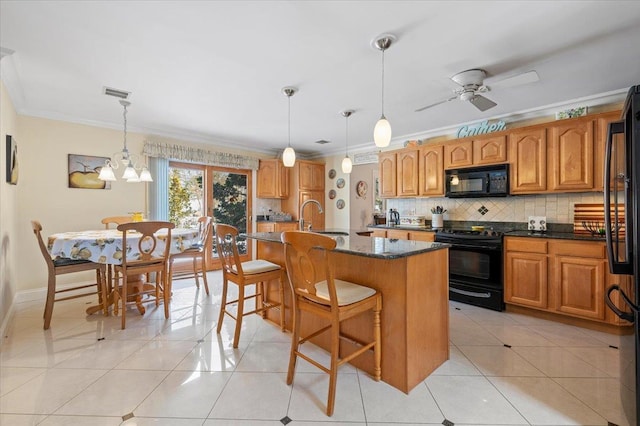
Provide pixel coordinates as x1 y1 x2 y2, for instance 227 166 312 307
0 271 633 425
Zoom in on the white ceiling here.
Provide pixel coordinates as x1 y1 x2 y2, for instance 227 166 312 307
1 1 639 158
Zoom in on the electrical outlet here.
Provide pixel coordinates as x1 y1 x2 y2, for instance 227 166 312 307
528 216 547 232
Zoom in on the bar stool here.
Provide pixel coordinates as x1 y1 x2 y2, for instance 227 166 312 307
281 230 382 416
215 224 286 348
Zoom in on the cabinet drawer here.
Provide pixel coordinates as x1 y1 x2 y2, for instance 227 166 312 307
549 241 605 258
387 229 409 240
505 237 548 253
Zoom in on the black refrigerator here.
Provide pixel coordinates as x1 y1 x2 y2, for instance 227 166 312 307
605 84 640 426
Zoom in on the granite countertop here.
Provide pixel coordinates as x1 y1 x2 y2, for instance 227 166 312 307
244 230 450 260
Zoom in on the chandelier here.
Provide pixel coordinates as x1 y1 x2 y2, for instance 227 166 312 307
98 100 152 182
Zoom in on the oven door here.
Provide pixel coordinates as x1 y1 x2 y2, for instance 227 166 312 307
440 240 505 311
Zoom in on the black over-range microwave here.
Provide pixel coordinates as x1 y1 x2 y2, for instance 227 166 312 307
445 164 509 198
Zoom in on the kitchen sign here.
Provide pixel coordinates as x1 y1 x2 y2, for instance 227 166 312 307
456 120 506 138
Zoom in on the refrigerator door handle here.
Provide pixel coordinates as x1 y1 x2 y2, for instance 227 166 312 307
604 120 633 274
605 285 637 323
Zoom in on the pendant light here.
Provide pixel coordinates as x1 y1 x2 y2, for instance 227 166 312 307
341 110 354 174
372 34 396 148
98 100 152 182
282 86 297 167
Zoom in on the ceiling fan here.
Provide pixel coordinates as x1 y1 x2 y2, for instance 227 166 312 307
415 69 539 112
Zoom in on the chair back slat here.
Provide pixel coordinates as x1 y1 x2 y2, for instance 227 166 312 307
214 223 243 276
281 231 338 307
117 221 175 264
197 216 213 246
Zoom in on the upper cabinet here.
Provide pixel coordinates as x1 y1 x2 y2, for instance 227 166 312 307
509 127 547 194
257 159 289 199
444 140 473 169
396 149 419 197
594 111 623 191
378 151 398 197
299 161 325 191
548 119 595 191
418 144 445 196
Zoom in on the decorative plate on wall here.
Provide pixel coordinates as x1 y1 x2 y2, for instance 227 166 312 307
336 199 345 209
336 178 345 189
328 189 336 199
328 169 336 179
356 180 368 198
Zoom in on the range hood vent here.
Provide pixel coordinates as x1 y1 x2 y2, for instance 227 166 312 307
103 86 130 99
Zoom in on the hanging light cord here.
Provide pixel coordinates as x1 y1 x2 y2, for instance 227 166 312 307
345 114 349 156
287 95 291 148
122 102 130 159
380 47 385 118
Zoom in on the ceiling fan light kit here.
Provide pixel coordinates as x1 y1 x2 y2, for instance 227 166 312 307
373 34 396 148
282 86 297 168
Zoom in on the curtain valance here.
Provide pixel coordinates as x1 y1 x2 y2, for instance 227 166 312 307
143 141 259 170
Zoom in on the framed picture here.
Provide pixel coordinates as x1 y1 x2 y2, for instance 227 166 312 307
6 135 18 185
68 154 111 189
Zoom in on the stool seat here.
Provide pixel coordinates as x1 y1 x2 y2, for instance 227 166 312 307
234 259 281 275
313 279 377 306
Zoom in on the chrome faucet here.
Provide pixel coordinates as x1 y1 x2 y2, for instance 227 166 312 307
299 199 323 231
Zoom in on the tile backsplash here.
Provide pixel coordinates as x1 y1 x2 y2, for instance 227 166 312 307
387 193 604 225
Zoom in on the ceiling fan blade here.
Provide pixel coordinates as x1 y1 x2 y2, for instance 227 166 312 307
415 95 458 112
469 95 497 112
491 70 539 88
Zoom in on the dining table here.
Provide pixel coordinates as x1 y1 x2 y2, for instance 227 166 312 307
47 227 200 315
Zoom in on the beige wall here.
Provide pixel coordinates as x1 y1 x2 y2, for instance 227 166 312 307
0 80 19 325
349 162 378 230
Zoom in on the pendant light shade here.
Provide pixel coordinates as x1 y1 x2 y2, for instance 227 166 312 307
282 86 297 168
341 110 354 174
372 34 395 148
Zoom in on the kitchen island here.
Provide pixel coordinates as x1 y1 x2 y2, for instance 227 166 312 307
245 230 450 393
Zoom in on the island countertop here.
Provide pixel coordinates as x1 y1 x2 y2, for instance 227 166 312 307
244 230 450 260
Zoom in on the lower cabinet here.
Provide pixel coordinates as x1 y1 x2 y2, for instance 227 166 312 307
256 222 298 233
504 236 631 325
367 228 435 242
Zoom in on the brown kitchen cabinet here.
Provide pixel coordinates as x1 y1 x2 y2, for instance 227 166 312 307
473 135 508 165
505 236 631 326
396 148 419 196
368 228 387 238
257 159 289 199
281 160 325 229
418 144 445 196
387 229 410 240
444 140 473 169
504 237 549 309
256 221 298 233
408 231 435 242
548 118 595 191
298 160 325 191
378 151 398 197
509 127 547 194
594 111 623 191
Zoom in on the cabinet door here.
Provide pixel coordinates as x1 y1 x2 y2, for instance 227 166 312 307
595 111 622 192
549 119 595 191
505 251 548 308
444 140 473 169
299 161 324 191
408 231 435 242
299 191 325 230
509 127 547 193
396 149 419 196
378 152 397 197
257 159 288 199
256 222 276 232
275 222 298 232
473 135 507 165
419 145 444 196
552 255 606 320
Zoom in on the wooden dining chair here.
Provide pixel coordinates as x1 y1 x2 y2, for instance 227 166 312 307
215 223 285 348
101 215 132 229
31 220 108 330
113 221 175 329
168 216 213 295
281 231 382 416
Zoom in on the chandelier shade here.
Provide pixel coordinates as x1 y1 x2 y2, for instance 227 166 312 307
98 100 153 183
